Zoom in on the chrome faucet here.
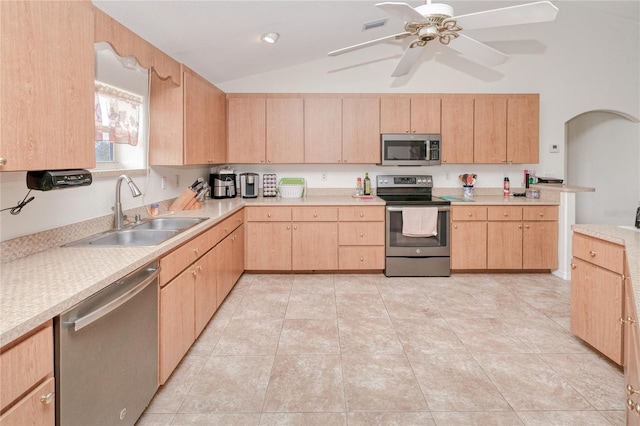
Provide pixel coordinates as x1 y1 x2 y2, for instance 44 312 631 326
114 175 142 230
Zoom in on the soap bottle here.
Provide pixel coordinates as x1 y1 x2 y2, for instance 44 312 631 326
363 173 371 196
503 177 510 197
356 177 363 196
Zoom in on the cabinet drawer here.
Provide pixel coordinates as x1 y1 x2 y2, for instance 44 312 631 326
0 377 55 426
0 322 53 412
209 209 244 246
451 206 487 221
338 246 385 270
338 206 384 222
338 222 385 246
246 207 292 222
572 232 624 274
487 206 522 221
159 230 210 287
292 207 338 222
523 205 558 221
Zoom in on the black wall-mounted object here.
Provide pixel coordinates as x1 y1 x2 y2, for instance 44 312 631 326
26 169 92 191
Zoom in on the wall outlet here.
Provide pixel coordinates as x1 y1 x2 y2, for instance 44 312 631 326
161 176 167 190
549 144 560 153
175 175 180 188
444 172 450 181
321 172 328 182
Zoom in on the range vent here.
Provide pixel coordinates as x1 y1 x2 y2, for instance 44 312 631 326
362 18 388 31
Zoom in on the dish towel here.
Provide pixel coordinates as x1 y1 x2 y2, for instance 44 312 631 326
402 207 438 237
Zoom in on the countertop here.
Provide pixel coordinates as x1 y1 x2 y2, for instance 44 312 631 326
442 195 559 205
0 195 384 346
571 224 640 316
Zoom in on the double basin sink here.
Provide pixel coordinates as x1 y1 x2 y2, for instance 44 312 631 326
65 217 208 247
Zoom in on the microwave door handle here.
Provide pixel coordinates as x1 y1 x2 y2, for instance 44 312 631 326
424 141 430 160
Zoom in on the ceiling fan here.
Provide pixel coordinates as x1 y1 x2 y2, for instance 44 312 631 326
328 1 559 77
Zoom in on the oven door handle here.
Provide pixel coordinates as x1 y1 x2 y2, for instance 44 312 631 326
386 206 450 212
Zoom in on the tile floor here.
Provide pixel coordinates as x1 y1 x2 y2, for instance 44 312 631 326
138 273 626 425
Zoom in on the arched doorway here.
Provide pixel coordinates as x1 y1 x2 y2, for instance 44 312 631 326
566 110 639 225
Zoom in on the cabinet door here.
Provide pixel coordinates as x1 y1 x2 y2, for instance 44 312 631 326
227 97 266 163
523 221 558 269
410 96 441 134
216 236 234 305
380 97 411 133
507 95 539 164
149 69 184 166
231 225 245 284
266 98 304 163
451 222 487 270
0 0 94 171
159 269 195 384
183 68 212 165
245 222 291 270
474 95 507 164
441 95 474 164
194 248 217 337
209 82 227 164
570 258 623 365
487 222 522 269
304 97 342 163
292 222 338 270
624 261 640 423
342 97 380 163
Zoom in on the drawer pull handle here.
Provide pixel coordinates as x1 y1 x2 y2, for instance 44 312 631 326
40 392 55 405
267 213 272 218
518 224 522 229
539 212 544 217
628 399 640 415
360 257 364 262
589 250 597 257
360 232 364 237
503 213 508 217
224 227 228 233
313 213 318 218
360 213 364 217
454 225 458 229
571 263 577 269
628 384 640 395
621 317 637 325
294 225 297 230
286 225 290 230
525 224 530 229
468 213 472 217
193 248 199 254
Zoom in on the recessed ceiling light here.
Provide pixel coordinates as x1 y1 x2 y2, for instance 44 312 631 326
362 18 388 31
261 32 280 44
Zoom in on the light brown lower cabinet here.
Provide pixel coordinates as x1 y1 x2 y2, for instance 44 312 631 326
451 205 557 271
624 257 640 424
570 232 625 366
159 210 244 384
245 206 384 271
0 322 54 426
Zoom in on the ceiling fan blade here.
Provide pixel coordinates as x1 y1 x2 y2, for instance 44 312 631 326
328 32 411 56
376 2 427 23
391 45 424 77
447 34 509 66
453 1 559 30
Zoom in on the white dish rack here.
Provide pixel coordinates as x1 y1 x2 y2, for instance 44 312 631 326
278 178 306 198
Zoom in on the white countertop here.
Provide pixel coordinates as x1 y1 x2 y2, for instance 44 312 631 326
0 195 385 346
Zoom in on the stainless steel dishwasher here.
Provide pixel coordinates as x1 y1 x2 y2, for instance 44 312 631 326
54 260 159 426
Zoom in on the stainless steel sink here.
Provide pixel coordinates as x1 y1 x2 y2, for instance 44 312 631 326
132 217 207 230
65 229 180 247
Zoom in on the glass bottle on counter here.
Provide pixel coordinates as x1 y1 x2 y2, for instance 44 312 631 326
503 177 510 197
363 173 371 196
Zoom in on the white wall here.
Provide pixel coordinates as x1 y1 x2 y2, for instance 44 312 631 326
219 2 640 194
568 111 640 225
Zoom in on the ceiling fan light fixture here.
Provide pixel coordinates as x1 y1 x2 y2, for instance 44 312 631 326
261 32 280 44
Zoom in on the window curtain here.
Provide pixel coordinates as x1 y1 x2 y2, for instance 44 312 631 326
95 82 142 146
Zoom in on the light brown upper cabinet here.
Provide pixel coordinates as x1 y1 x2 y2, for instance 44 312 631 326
380 96 441 134
474 94 539 164
342 97 381 164
266 98 304 163
507 95 540 164
474 95 507 164
1 0 95 171
304 97 342 163
441 95 474 164
150 66 226 166
227 97 266 164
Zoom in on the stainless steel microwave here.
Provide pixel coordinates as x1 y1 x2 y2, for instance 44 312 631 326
380 133 441 166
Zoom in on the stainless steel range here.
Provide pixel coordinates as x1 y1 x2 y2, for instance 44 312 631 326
376 175 451 277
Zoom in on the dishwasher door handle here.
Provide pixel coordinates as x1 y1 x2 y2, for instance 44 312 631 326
70 267 160 332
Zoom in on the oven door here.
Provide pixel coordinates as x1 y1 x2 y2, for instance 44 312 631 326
385 205 450 257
